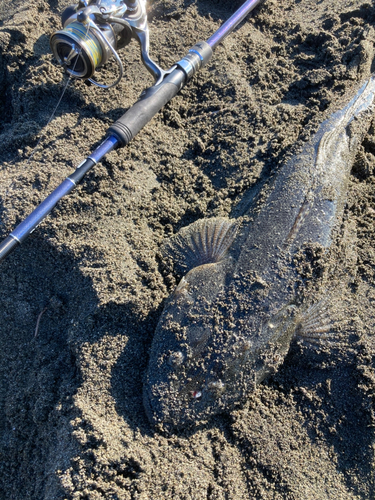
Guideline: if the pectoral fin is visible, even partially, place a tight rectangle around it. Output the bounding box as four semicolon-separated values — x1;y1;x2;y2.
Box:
294;291;346;348
162;217;239;276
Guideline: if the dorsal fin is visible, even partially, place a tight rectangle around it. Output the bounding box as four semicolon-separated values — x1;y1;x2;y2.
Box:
162;217;238;276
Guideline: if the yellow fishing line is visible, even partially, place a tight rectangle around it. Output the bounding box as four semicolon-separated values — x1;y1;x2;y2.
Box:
65;21;103;68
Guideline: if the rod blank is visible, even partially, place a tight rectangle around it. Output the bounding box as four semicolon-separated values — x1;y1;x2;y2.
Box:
0;137;117;262
206;0;263;49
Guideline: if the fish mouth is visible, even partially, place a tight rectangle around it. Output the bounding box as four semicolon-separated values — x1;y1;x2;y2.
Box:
142;381;203;432
142;382;185;430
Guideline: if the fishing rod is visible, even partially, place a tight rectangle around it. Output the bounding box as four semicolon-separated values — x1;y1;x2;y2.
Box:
0;0;263;262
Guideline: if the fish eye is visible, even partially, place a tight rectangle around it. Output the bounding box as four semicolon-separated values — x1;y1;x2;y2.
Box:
207;380;225;398
167;351;184;368
239;340;252;351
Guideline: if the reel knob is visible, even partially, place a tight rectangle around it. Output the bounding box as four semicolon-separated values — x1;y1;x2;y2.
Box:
76;10;90;24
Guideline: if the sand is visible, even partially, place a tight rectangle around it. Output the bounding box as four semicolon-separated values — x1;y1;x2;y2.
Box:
0;0;374;498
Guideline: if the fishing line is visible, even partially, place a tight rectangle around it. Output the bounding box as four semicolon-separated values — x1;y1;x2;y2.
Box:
24;23;90;167
1;25;89;207
24;74;74;166
0;24;90;222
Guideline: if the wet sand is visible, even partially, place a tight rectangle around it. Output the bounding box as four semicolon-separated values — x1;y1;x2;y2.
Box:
0;0;374;498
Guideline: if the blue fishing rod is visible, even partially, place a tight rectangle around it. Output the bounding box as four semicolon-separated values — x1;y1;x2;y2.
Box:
0;0;263;262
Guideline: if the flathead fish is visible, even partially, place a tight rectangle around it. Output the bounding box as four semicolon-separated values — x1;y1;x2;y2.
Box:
143;75;375;430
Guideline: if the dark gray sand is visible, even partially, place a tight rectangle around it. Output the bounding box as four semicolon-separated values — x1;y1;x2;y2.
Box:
0;0;375;498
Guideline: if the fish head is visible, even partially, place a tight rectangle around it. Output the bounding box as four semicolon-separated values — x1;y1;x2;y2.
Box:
144;272;298;431
143;262;230;431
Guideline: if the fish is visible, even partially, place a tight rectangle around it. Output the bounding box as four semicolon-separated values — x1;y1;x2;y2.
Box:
143;74;375;430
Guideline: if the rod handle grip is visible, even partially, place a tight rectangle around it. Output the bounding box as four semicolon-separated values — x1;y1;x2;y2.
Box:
108;68;186;146
108;42;213;147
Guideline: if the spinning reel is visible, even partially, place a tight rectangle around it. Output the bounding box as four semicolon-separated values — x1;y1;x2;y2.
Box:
50;0;166;88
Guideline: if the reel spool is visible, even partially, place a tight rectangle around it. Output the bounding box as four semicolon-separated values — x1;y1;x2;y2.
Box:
50;0;165;89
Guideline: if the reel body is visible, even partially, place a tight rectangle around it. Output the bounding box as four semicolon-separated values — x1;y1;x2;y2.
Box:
50;0;164;88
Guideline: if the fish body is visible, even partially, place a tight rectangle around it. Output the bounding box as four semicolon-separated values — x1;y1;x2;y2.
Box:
144;76;375;430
